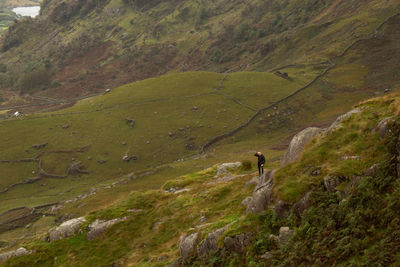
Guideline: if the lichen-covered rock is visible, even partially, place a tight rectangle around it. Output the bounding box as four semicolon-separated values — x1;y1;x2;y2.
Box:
179;233;198;260
48;217;86;242
364;164;379;177
327;108;361;133
293;192;311;217
246;171;275;214
324;175;343;193
372;117;394;139
279;227;294;246
86;217;128;241
197;225;229;257
281;127;324;166
223;233;253;254
0;247;30;262
215;162;242;176
240;196;252;207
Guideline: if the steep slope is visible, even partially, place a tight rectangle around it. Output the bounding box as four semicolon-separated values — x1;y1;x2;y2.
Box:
2;91;400;266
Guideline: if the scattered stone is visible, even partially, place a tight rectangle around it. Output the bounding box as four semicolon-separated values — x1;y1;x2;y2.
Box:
67;162;88;175
261;251;272;260
87;156;92;160
310;167;321;176
327;108;361;132
191;106;198;112
146;141;150;144
32;143;48;149
125;118;136;128
198;216;207;223
364;164;379;177
173;188;191;194
340;156;361;161
62;125;69;129
179;233;198;260
168;132;174;137
97;160;107;164
127;209;143;213
281;127;324;166
86;217;129;241
123;155;138;162
48;217;86;242
179;128;185;131
121;142;127;146
0;248;30;263
240;196;253;207
215;162;242;176
279;227;294;246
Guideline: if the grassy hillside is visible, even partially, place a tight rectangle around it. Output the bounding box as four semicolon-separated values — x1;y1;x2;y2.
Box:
2;92;400;266
0;0;398;104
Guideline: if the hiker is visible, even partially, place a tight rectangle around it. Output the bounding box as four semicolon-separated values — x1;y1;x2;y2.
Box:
254;152;266;176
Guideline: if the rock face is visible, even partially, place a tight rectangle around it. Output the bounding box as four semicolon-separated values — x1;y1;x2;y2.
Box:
215;162;242;176
281;127;323;166
0;247;30;262
48;217;86;242
223;233;253;254
86;217;128;241
278;227;294;246
327;108;361;133
246;170;275;214
197;225;229;257
324;175;343;193
179;233;198;261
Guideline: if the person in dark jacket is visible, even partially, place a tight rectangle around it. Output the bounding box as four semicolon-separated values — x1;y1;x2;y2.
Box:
254;152;266;176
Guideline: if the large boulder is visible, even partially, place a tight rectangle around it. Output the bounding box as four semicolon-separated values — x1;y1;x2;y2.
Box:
223;233;253;254
86;217;128;241
281;127;324;166
327;108;361;133
0;247;30;263
179;233;198;261
197;225;229;257
215;162;242;176
246;170;275;214
48;217;86;242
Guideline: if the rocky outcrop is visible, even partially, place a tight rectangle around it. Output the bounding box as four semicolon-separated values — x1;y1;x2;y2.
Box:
86;217;128;241
0;247;30;263
373;117;394;139
281;127;324;166
197;225;229;257
67;162;89;175
179;233;198;261
215;162;242;176
324;175;343;193
273;200;291;218
48;217;86;242
327;108;361;133
246;170;275;214
223;233;253;254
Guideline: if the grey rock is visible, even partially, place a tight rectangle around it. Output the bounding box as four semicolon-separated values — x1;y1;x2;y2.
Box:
32;143;48;149
261;251;272;260
246;170;275;214
281;127;324;166
240;196;253;207
125;118;136;128
223;233;253;254
0;247;30;263
372;117;394;139
179;233;198;260
87;217;128;241
48;217;86;242
364;164;379;177
324;175;342;193
245;176;260;187
67;162;88;175
279;227;294;246
327;108;361;133
340;156;361;161
97;160;107;164
293;192;311;217
197;225;229;257
123;155;138;162
273;200;291;218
